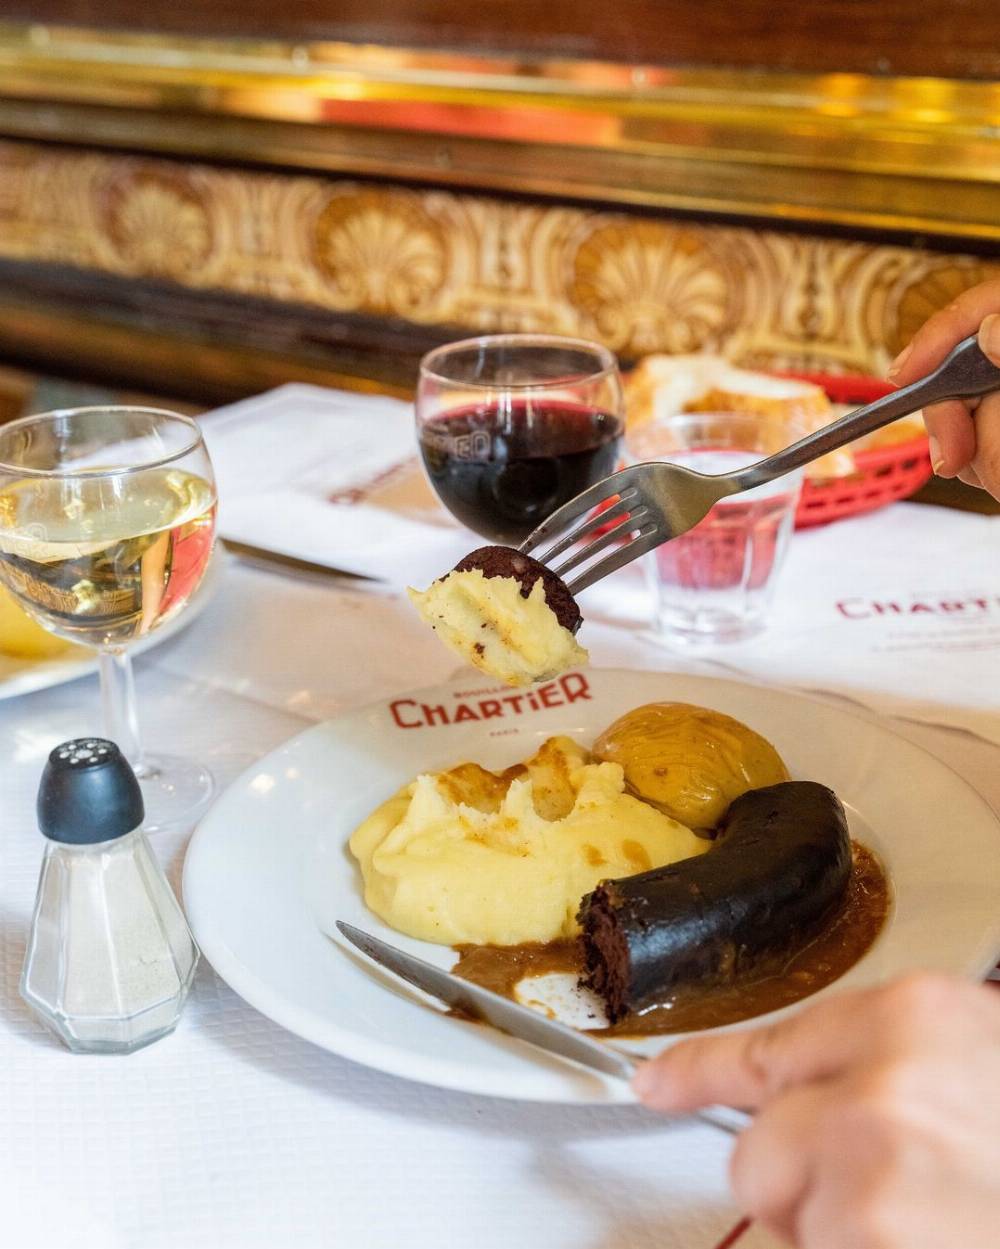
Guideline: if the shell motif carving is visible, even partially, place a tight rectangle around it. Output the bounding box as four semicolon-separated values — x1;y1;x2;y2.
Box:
568;221;731;355
103;169;213;281
888;260;999;356
313;190;447;318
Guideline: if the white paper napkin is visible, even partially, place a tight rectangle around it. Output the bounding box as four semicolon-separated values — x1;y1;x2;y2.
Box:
200;383;414;500
201;383;473;584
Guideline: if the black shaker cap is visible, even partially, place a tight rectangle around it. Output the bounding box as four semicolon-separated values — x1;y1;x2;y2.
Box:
37;739;145;844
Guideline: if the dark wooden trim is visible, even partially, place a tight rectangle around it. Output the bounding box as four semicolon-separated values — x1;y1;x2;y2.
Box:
5;1;1000;78
0;259;460;401
912;476;1000;516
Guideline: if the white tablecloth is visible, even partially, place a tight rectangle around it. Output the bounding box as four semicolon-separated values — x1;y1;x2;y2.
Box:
3;560;1000;1249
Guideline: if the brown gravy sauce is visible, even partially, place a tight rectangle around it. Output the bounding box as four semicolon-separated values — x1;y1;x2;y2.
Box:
452;841;890;1037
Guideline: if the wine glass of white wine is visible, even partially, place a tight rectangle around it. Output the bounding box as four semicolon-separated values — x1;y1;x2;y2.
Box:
0;407;218;830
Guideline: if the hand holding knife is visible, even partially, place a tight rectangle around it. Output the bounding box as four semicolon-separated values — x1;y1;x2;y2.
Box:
336;921;751;1137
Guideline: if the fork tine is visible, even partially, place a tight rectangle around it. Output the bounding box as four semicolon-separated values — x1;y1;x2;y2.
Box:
518;467;641;556
535;490;641;566
551;507;650;578
566;523;661;595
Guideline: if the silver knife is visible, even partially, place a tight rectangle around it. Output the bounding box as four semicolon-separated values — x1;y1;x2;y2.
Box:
220;538;378;584
336;921;750;1136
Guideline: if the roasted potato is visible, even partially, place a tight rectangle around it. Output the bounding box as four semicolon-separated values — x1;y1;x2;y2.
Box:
593;702;789;829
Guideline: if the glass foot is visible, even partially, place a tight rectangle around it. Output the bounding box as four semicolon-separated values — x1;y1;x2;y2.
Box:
134;753;215;833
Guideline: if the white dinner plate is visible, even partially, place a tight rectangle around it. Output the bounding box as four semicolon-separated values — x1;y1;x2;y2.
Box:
0;555;222;701
183;668;1000;1104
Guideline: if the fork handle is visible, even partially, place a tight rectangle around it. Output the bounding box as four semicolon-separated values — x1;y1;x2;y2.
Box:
732;335;1000;492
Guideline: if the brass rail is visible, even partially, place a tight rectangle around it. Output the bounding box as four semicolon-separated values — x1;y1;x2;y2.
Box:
1;22;999;238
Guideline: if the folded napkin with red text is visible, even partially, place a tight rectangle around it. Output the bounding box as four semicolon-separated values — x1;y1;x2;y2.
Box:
200;383;472;585
630;503;1000;746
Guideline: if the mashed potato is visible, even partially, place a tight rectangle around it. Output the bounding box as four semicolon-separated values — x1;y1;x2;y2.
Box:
350;737;706;946
407;569;587;687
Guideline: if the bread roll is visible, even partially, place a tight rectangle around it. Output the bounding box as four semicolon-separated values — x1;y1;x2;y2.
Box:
624;355;853;478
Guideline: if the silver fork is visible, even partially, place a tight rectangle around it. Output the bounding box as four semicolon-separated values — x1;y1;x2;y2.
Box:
520;334;1000;596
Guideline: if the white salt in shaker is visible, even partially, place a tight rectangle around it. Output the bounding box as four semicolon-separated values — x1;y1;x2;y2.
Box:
20;738;199;1054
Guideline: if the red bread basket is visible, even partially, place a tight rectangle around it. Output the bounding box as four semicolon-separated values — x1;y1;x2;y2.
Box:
788;372;932;529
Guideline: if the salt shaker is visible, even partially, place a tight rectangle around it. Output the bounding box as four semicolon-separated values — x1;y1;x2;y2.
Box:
20;738;199;1054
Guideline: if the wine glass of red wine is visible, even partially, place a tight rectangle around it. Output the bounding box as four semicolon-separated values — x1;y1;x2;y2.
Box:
416;335;624;544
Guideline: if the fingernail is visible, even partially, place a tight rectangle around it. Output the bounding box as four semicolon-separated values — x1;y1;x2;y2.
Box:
887;342;913;382
979;314;1000;363
927;435;945;475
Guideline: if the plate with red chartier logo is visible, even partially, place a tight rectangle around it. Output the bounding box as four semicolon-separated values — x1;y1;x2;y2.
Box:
183;668;1000;1104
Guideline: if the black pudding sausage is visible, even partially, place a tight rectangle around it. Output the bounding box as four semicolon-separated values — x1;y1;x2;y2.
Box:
578;781;851;1022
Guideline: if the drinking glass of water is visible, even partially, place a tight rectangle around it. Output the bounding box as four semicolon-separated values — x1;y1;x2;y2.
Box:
626;411;805;645
416;335;624;545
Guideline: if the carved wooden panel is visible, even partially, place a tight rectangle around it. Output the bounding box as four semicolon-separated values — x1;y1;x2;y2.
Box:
2;140;997;373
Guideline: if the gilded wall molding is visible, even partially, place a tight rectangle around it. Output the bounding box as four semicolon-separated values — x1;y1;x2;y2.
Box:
2;141;997;374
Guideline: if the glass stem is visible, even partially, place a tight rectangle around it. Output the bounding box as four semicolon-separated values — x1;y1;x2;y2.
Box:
99;649;147;776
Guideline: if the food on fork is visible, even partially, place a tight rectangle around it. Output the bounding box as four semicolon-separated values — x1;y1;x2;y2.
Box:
408;546;587;687
578;781;852;1022
349;735;706;946
0;585;72;659
593;702;790;829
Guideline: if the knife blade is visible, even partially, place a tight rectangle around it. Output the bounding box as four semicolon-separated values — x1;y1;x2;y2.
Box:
336;921;750;1136
220;538;378;584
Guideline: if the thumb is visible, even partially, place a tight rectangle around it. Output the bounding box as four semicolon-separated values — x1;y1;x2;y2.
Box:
631;986;881;1114
979;313;1000;365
